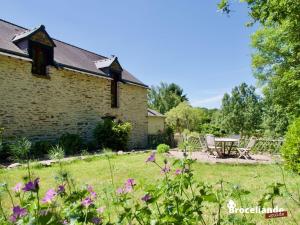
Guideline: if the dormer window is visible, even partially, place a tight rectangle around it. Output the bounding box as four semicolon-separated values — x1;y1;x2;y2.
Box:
29;40;53;75
12;25;55;76
95;56;123;108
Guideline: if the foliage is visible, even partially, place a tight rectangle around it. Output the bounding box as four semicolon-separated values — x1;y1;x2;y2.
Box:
148;82;188;114
30;141;52;159
9;138;31;163
156;144;170;154
0;153;259;225
166;102;206;132
218;0;300;134
48;145;65;161
220;83;262;136
281;117;300;174
58;133;83;156
148;127;174;149
93;119;132;150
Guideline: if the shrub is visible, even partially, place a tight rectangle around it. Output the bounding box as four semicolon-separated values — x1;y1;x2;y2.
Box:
93;119;132;150
9;138;31;162
156;143;170;153
58;133;83;155
30;141;52;159
281;117;300;174
148;126;174;149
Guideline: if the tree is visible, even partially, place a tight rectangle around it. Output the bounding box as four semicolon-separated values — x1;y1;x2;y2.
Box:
148;82;188;114
165;102;203;132
220;83;262;136
218;0;300;133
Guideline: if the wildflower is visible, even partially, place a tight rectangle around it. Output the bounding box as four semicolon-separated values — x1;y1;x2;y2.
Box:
141;194;151;202
82;197;93;207
97;206;105;214
12;183;23;193
161;164;171;174
22;178;39;192
116;187;124;195
10;206;27;222
62;220;68;225
125;178;136;187
57;185;65;194
91;217;102;224
175;169;182;175
146;153;155;163
87;185;94;193
42;189;57;204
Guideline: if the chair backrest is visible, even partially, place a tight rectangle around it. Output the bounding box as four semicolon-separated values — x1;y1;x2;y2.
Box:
246;137;256;149
206;134;216;147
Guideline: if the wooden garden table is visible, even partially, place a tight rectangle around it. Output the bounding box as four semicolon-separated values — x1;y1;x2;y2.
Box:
214;138;239;156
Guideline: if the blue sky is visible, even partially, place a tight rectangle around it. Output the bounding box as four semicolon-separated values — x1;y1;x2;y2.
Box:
1;0;257;108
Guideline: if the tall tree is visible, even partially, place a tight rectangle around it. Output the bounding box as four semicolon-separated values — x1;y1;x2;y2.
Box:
218;0;300;133
220;83;262;136
148;82;188;114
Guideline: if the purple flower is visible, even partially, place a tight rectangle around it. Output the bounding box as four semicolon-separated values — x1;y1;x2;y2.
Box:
10;206;27;222
57;185;65;194
62;220;68;225
82;197;93;208
141;194;151;202
116;187;124;195
125;178;136;187
161;164;171;174
12;183;23;193
175;169;182;175
91;217;102;224
22;178;39;192
42;189;57;204
97;207;105;214
146;153;156;163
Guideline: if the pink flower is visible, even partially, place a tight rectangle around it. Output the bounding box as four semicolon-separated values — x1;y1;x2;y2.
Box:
146;153;155;163
82;197;93;208
175;169;182;175
161;164;171;174
87;185;94;193
42;189;57;204
125;178;136;187
116;187;124;195
97;206;105;214
12;183;23;193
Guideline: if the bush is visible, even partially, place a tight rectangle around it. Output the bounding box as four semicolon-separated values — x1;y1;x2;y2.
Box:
30;141;52;159
58;133;83;155
281;117;300;174
9;138;31;162
93;119;132;150
156;143;170;153
148;127;174;149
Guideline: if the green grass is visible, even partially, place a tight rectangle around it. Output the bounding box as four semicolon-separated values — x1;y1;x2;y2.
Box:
1;153;300;224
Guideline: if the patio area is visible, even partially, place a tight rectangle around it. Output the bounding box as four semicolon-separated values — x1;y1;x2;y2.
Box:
168;150;281;164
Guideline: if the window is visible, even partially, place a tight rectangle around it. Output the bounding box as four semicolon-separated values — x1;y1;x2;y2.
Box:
29;41;53;76
111;72;120;108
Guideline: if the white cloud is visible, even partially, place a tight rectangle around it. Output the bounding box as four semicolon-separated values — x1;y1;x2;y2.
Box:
190;94;224;108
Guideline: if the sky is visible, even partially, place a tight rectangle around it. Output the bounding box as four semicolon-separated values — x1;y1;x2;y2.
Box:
1;0;258;109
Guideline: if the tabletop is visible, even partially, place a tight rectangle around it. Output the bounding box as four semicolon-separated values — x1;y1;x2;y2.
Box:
215;138;239;142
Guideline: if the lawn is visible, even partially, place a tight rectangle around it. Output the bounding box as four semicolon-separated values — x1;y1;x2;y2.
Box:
1;153;300;224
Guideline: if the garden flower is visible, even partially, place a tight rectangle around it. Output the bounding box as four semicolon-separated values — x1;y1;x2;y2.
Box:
146;153;155;163
175;169;181;175
22;178;39;192
97;206;105;214
10;206;27;222
57;185;65;194
91;217;102;224
42;189;57;204
141;194;151;202
12;182;23;193
125;178;136;187
82;197;93;207
161;164;171;174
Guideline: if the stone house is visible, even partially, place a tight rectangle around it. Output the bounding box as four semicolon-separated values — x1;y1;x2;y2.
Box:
147;109;165;135
0;19;148;148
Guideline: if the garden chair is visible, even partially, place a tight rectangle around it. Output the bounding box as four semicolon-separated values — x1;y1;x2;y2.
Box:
237;137;256;159
205;135;223;158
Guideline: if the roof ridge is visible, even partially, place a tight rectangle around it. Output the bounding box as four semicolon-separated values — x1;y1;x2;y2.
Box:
0;18;108;59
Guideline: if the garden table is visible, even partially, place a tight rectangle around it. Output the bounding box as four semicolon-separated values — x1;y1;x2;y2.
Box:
214;138;239;156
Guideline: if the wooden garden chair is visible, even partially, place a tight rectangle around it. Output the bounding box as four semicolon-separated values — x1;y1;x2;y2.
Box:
237;137;256;159
205;134;223;158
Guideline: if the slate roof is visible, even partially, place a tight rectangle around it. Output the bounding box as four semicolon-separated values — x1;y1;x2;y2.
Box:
147;109;165;117
0;19;147;87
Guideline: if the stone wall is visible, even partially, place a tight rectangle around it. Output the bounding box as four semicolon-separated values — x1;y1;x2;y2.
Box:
0;53;148;148
148;116;165;135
